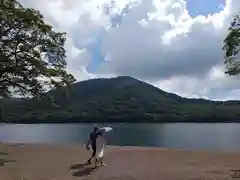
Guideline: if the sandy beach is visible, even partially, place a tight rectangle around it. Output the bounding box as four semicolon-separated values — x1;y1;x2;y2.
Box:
1;143;240;180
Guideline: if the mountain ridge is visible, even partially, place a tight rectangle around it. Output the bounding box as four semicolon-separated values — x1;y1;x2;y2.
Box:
1;76;240;123
73;76;239;103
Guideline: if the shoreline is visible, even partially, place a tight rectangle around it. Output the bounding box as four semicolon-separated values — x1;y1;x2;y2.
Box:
1;143;240;180
1;142;240;153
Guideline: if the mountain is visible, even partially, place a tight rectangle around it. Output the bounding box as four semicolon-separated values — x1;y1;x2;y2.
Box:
1;76;240;123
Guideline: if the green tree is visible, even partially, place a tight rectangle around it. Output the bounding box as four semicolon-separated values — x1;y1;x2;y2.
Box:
223;13;240;75
0;0;76;98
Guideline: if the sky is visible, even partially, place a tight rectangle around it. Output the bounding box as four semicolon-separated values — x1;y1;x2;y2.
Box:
18;0;240;100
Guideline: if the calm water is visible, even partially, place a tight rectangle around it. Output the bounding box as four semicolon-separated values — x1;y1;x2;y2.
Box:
1;123;240;152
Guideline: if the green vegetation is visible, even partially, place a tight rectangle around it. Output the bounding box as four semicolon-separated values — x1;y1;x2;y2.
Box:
0;0;75;98
0;1;239;123
223;12;240;75
1;76;240;123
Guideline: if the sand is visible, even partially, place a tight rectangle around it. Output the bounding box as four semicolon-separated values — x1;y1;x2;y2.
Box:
0;143;240;180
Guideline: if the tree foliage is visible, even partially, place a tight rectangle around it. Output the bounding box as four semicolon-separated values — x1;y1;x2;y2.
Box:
223;13;240;75
0;0;76;98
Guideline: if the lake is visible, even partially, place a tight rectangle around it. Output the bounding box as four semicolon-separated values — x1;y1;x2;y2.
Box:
0;123;240;152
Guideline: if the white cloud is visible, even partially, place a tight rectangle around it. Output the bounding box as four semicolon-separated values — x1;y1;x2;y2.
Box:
97;0;240;100
99;0;234;78
154;65;240;100
19;0;137;80
18;0;240;100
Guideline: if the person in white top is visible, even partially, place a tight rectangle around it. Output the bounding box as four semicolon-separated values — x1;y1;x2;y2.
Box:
95;130;107;167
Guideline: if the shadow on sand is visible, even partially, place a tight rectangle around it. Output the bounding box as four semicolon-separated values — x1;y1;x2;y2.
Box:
0;152;8;156
230;169;240;178
69;162;100;177
0;159;15;166
0;152;15;167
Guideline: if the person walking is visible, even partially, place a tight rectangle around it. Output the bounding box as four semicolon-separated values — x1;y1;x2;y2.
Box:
86;126;101;165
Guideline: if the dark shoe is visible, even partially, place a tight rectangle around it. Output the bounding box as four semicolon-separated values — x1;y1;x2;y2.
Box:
87;160;91;164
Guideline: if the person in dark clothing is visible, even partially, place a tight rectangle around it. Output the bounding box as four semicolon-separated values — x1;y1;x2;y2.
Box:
86;126;101;165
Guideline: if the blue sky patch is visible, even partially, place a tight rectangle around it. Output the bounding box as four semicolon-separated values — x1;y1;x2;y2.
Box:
186;0;225;17
85;37;104;72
